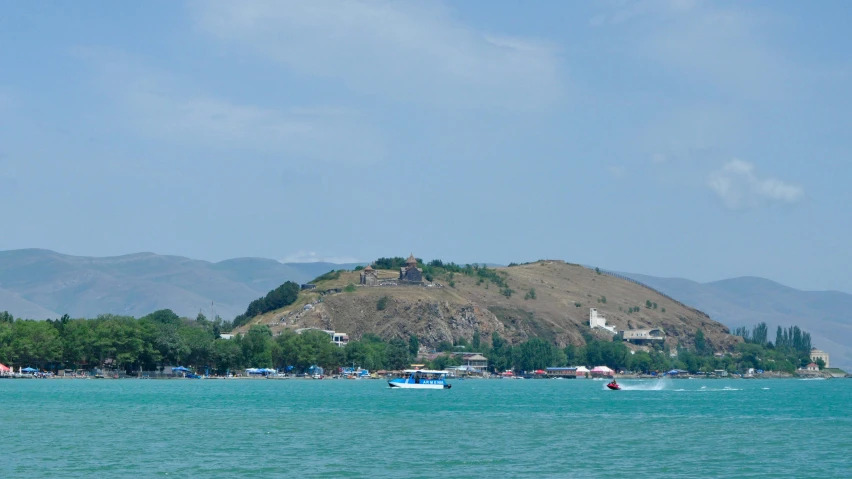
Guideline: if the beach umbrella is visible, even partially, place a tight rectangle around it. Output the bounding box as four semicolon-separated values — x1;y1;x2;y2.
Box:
22;367;38;373
172;366;190;372
0;363;10;372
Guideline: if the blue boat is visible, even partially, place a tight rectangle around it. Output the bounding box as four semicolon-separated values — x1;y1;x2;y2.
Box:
388;370;451;389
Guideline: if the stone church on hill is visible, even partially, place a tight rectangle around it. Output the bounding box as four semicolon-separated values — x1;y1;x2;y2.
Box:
359;265;379;285
399;254;423;283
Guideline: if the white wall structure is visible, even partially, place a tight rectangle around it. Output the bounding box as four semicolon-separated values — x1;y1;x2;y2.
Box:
589;308;616;334
810;348;830;368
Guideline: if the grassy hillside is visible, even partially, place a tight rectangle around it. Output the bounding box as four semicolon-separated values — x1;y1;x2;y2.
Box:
243;261;739;350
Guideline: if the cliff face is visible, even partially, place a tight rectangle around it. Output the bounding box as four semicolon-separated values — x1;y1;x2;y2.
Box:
246;261;740;351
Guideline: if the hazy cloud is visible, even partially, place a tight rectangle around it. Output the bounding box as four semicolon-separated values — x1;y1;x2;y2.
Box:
189;0;566;110
595;0;794;102
281;251;361;264
76;48;385;164
607;166;627;179
707;159;803;208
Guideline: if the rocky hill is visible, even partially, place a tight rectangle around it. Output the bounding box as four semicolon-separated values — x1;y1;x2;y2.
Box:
243;261;740;350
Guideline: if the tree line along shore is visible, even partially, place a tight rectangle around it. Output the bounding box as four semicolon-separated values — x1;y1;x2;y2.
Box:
0;308;824;377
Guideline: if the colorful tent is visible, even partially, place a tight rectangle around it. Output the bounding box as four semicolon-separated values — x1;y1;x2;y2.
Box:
0;363;10;372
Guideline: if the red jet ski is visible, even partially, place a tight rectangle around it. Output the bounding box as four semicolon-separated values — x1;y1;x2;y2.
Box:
607;381;621;390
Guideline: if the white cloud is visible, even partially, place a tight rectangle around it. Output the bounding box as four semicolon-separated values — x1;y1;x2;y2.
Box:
76;48;385;164
651;153;667;164
607;166;627;179
188;0;565;110
593;0;795;102
707;159;803;208
281;251;361;264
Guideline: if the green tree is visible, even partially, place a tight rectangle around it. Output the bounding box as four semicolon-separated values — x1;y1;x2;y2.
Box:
142;309;181;325
376;296;390;311
11;320;63;369
518;338;555;371
0;320;14;364
61;319;95;370
408;335;420;358
91;316;145;372
694;329;707;354
471;330;481;351
386;338;410;370
242;325;273;367
212;338;243;374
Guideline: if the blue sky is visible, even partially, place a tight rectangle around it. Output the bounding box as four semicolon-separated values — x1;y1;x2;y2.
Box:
1;1;851;292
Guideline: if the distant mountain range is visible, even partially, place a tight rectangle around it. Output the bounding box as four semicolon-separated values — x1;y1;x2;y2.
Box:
0;249;359;321
1;249;849;369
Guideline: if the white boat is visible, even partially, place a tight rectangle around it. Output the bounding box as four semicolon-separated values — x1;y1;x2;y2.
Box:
388;370;451;389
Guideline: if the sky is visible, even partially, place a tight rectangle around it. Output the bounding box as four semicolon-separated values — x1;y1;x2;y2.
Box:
1;0;851;293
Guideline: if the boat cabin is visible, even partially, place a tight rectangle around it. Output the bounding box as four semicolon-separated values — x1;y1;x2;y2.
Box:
403;369;446;384
388;369;451;389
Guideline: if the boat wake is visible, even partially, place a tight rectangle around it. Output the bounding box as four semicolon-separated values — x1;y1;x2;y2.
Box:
604;379;670;391
682;385;741;392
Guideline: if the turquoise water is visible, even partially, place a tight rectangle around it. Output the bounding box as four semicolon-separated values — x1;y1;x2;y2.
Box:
1;378;850;478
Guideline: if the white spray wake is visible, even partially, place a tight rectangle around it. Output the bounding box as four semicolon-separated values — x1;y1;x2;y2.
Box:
603;378;671;391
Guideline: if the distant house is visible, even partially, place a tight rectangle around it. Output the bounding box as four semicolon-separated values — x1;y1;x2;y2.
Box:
332;332;349;347
810;348;830;368
806;362;819;372
219;334;234;340
301;284;316;290
446;352;488;373
589;308;616;334
619;328;665;345
463;353;488;372
546;367;579;378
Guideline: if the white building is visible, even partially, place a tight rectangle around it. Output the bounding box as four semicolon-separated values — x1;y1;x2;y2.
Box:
810;348;830;368
589;308;616;334
294;328;349;347
620;328;665;345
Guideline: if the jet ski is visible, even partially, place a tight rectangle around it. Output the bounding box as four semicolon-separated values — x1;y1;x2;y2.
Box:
607;381;621;390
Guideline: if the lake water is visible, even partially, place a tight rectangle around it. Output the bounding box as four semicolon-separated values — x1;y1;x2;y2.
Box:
1;378;850;478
